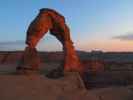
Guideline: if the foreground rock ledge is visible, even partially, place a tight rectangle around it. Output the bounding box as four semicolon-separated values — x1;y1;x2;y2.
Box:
0;72;98;100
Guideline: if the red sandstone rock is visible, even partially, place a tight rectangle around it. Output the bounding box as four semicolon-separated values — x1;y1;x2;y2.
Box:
16;47;40;73
17;8;83;73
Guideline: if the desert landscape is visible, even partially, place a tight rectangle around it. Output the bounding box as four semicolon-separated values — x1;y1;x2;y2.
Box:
0;51;133;100
0;0;133;100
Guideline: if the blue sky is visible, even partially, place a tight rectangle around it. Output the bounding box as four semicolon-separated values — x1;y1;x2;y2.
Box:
0;0;133;51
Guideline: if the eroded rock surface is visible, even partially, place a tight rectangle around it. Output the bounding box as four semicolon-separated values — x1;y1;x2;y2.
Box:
17;8;83;73
16;47;40;74
0;72;98;100
0;72;132;100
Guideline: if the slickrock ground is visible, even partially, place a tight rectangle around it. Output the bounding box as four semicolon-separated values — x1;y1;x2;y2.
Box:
0;52;133;100
0;72;98;100
0;71;133;100
91;86;133;100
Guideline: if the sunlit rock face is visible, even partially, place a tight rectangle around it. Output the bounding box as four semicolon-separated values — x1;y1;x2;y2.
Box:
17;8;83;73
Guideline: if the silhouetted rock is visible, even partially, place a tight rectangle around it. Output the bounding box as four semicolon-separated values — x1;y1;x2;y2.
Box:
46;67;64;79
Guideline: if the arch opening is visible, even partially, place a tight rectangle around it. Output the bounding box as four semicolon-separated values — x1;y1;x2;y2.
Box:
16;8;83;74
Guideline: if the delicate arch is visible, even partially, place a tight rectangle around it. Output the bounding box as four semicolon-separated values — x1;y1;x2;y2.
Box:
17;8;83;74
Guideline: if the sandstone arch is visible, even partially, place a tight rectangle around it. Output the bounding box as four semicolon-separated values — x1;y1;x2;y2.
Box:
17;8;83;74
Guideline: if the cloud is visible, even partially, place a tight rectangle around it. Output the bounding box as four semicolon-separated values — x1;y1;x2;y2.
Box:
0;40;25;45
113;32;133;41
0;40;25;51
0;39;62;51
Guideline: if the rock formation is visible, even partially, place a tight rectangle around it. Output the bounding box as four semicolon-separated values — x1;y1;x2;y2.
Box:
0;73;132;100
16;47;40;74
16;8;83;74
0;72;99;100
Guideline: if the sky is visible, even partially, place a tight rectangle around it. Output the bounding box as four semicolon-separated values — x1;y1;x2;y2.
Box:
0;0;133;52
